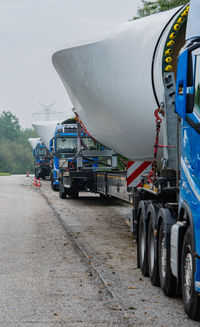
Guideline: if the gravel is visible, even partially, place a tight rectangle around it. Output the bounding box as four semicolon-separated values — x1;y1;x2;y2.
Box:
0;175;198;326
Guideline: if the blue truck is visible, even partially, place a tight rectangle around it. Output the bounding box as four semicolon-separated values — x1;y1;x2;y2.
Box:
127;2;200;321
33;139;51;179
51;1;200;320
50;117;117;197
49;118;78;191
94;2;200;320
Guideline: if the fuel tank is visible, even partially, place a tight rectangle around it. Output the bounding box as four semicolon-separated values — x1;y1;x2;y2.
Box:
52;5;189;160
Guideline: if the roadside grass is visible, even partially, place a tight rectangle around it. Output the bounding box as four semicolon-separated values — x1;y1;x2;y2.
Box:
0;173;11;176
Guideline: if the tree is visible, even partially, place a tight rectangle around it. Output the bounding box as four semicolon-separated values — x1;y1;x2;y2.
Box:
0;111;21;141
0;111;38;174
132;0;188;19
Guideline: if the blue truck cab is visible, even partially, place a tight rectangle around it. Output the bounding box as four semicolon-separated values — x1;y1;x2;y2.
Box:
49;114;117;198
50;118;78;191
173;37;200;318
50;117;100;193
33;139;51;179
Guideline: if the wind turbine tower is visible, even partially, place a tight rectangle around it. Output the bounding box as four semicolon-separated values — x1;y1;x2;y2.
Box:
32;101;64;121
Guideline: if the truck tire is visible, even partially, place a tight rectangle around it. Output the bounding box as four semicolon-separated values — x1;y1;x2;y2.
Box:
59;188;66;199
100;193;107;200
51;178;58;191
70;188;79;199
148;214;159;286
158;220;176;296
138;205;149;277
181;226;200;321
59;181;66;199
35;169;39;179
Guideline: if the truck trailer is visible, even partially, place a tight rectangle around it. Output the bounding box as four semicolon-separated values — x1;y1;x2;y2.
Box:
52;1;200;320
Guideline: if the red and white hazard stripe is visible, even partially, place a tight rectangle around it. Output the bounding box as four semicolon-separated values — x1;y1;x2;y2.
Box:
127;161;152;188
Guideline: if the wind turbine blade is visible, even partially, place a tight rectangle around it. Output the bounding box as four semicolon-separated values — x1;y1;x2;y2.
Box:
47;101;56;109
38;102;47;109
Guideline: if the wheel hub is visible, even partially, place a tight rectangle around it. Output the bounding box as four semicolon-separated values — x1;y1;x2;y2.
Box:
184;250;193;303
161;232;167;278
140;223;145;262
150;227;155;271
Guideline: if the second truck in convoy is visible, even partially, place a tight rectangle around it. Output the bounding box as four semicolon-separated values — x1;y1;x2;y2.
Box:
49;119;78;191
49;116;118;197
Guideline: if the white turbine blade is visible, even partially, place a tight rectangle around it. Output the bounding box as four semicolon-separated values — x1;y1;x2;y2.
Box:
52;6;182;160
32;120;60;148
28;138;42;149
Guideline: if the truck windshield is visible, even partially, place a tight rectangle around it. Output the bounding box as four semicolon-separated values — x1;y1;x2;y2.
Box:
194;55;200;115
36;147;46;156
81;137;97;150
56;137;77;152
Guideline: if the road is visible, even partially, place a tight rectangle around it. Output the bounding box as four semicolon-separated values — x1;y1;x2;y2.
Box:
0;175;198;326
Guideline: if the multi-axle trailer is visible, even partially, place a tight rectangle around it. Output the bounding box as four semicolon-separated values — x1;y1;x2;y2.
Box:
52;1;200;320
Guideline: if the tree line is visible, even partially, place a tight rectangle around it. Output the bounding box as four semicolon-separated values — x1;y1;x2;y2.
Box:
132;0;188;19
0;111;37;174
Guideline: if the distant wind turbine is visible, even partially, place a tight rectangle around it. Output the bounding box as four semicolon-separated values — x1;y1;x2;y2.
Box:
32;101;64;121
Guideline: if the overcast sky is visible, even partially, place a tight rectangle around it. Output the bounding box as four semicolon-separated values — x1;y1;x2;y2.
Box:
0;0;141;127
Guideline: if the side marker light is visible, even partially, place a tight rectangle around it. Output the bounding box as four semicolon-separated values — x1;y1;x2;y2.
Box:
165;65;172;72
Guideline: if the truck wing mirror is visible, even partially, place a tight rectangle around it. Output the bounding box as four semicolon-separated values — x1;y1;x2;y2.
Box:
176;49;194;119
187;52;193;87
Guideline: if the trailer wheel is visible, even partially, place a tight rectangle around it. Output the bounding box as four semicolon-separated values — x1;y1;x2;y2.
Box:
181;226;200;321
138;208;148;277
59;183;66;199
100;193;107;200
148;214;159;286
158;220;176;296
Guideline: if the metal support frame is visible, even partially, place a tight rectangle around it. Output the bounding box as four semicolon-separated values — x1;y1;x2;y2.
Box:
75;122;117;171
162;72;177;170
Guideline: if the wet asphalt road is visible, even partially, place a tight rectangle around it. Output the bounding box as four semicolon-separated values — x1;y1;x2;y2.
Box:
0;175;199;326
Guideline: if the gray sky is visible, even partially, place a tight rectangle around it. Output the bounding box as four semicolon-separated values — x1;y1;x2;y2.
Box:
0;0;141;127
